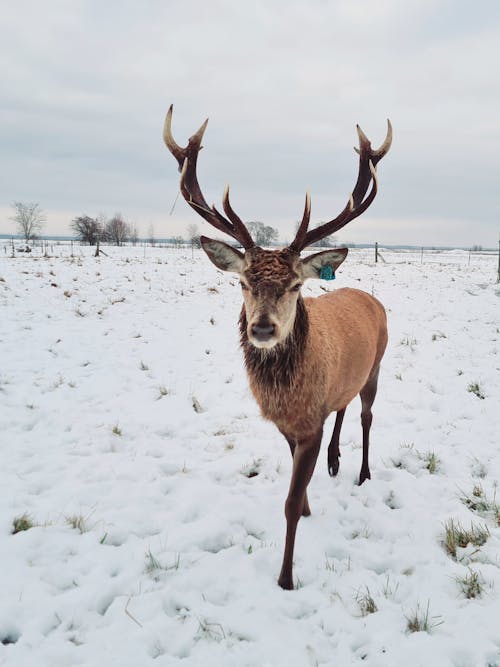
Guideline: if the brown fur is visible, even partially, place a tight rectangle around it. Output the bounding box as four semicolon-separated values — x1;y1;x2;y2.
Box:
241;288;387;439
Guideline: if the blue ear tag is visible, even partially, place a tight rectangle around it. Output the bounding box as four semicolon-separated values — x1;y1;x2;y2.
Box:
319;265;335;280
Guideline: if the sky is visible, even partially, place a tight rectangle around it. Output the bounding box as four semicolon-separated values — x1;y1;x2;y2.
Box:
1;0;499;247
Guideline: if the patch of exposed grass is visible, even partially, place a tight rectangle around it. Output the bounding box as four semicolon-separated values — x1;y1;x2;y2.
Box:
356;587;378;616
382;574;399;600
400;335;417;350
459;484;500;525
196;617;225;642
422;451;440;474
145;549;180;579
112;424;122;436
157;385;170;399
192;396;203;413
405;601;443;634
65;514;89;534
467;381;485;399
456;569;484;599
442;519;490;559
12;513;34;534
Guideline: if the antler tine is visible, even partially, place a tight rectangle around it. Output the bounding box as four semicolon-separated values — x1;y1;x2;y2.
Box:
373;119;393;159
290;121;391;252
222;184;254;249
163;105;254;248
354;119;392;161
289;191;311;253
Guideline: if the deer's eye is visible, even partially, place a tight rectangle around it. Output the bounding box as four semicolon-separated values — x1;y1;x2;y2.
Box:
290;283;302;292
240;281;249;291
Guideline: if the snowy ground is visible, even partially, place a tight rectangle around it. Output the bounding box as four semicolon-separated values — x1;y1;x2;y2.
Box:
1;244;499;667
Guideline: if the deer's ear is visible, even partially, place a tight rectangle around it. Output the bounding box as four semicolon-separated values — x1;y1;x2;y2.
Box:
200;236;245;273
299;248;348;280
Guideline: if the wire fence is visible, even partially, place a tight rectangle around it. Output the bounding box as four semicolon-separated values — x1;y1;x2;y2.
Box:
1;238;498;274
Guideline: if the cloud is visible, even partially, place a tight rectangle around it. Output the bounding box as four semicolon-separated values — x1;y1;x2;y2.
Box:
1;0;499;246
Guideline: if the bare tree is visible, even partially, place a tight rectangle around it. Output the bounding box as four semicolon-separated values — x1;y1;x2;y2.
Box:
187;223;200;248
246;221;278;247
71;215;101;245
10;202;46;241
130;224;139;246
148;223;155;246
105;213;130;246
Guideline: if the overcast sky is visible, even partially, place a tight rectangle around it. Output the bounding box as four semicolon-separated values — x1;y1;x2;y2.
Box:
1;0;499;247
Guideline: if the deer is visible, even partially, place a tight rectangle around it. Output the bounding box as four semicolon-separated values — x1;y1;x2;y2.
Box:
163;105;392;590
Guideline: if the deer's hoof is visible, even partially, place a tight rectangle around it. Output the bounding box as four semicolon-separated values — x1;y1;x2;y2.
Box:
328;460;340;477
358;469;371;485
278;574;294;590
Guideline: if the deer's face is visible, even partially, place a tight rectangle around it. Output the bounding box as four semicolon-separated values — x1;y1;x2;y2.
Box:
201;238;348;350
239;247;302;348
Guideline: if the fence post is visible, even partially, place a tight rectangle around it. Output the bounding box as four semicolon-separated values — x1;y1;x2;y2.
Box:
375;242;378;263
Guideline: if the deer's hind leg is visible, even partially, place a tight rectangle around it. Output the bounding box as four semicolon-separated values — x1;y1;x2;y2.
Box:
358;366;380;485
327;408;346;477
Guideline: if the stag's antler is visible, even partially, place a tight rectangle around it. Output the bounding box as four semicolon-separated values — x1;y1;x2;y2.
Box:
163;105;254;249
289;120;392;252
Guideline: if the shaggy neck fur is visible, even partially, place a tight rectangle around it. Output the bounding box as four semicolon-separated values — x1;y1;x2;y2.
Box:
239;296;309;390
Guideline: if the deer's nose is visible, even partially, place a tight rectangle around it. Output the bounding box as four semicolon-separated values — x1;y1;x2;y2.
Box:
251;321;276;341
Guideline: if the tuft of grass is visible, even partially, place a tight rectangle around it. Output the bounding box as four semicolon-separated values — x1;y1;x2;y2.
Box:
112;424;122;436
459;484;500;523
442;519;490;559
422;451;440;474
456;568;484;599
12;513;34;534
196;617;225;642
192;396;203;413
405;601;443;634
470;456;488;479
467;381;485;399
145;549;162;573
382;574;399;600
65;514;89;534
145;549;180;578
139;360;149;371
157;385;170;399
400;335;417;350
356;587;378;616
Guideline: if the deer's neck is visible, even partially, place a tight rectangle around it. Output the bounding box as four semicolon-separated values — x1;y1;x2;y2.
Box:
239;297;309;392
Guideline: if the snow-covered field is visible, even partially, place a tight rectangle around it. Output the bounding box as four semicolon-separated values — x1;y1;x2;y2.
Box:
1;244;499;667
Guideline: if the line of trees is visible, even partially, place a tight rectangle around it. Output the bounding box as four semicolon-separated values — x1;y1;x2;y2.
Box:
70;214;138;246
9;201;283;248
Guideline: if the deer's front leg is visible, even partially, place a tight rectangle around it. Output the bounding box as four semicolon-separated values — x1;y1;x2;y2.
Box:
278;430;322;590
280;431;311;516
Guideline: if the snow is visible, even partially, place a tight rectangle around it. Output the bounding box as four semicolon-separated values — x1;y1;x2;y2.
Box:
0;244;499;666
